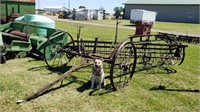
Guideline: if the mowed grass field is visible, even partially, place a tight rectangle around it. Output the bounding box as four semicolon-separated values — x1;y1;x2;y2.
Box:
0;20;200;111
88;19;200;35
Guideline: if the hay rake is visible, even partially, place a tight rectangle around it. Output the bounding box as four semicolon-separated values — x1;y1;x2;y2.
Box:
16;20;187;104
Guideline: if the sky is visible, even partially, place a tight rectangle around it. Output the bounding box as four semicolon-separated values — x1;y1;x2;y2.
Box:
36;0;126;13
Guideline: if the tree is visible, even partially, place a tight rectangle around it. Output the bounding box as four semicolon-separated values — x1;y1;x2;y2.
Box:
79;6;86;9
113;6;124;19
99;6;105;11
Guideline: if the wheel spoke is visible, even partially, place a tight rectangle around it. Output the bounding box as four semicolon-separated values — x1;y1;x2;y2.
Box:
44;32;74;68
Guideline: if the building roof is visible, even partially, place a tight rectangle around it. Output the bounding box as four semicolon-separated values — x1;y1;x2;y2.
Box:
124;0;200;5
44;6;62;9
1;0;35;3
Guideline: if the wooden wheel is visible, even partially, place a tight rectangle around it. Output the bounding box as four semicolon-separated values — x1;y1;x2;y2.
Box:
110;41;137;91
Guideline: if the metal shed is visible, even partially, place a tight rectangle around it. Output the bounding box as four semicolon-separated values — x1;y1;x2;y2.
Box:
124;0;200;23
1;0;35;24
87;9;104;20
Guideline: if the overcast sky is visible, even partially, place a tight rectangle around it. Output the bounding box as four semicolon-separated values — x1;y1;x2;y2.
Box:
36;0;126;13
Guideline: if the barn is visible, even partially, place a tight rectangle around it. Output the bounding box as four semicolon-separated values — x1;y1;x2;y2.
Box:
124;0;200;23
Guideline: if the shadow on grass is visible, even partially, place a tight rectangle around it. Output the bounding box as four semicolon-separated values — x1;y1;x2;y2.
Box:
76;80;114;96
150;85;200;93
25;60;179;102
135;63;177;75
24;76;85;102
123;24;135;27
36;80;76;98
23;75;113;103
76;81;91;92
88;84;114;96
38;76;84;94
24;63;115;103
28;65;72;75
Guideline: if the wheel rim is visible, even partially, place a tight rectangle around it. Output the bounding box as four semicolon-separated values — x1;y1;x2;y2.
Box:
170;47;185;66
110;42;137;91
44;31;73;68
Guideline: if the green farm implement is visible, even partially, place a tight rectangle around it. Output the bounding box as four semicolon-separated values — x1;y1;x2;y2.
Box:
0;20;73;63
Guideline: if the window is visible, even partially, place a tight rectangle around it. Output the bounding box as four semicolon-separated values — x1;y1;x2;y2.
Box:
187;13;195;18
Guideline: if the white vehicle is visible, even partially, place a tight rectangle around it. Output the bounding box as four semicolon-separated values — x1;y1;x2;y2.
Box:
130;9;157;23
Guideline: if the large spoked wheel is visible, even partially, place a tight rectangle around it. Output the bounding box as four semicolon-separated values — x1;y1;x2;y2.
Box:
44;31;74;69
169;46;185;66
110;42;137;91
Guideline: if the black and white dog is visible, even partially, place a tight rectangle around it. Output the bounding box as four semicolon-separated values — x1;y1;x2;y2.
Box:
91;59;105;90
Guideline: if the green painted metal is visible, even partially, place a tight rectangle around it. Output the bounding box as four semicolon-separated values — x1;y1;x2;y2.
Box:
0;32;3;47
6;40;32;52
15;14;55;36
1;1;35;23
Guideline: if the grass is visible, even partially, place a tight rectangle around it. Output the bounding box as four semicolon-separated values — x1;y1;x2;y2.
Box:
0;21;200;111
88;19;200;35
153;21;200;35
55;20;135;42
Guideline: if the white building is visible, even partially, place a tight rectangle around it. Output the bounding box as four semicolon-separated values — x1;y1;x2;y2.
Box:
44;6;62;13
74;9;104;20
87;9;104;20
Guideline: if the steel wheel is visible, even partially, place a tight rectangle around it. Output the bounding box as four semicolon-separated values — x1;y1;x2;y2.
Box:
110;41;137;91
44;31;74;69
170;46;185;66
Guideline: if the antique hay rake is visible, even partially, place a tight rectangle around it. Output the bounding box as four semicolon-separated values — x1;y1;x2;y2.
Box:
16;20;187;104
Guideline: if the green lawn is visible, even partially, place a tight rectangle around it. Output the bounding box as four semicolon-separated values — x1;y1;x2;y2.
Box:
88;19;200;35
0;21;199;111
55;20;134;41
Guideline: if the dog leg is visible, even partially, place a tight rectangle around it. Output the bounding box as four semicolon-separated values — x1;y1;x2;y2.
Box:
103;78;106;87
91;76;94;89
99;77;104;90
98;83;102;90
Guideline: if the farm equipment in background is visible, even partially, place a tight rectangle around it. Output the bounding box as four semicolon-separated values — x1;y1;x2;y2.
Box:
0;14;73;64
58;8;72;19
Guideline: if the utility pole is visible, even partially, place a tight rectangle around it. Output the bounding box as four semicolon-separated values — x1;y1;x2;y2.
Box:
38;0;40;9
68;0;70;9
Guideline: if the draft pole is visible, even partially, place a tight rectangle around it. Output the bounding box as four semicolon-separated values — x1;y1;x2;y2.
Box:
114;18;121;44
